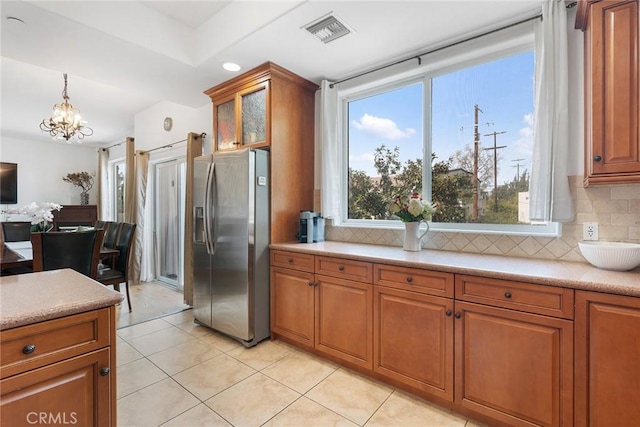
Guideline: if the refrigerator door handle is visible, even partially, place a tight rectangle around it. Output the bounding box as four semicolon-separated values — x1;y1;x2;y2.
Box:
204;162;217;255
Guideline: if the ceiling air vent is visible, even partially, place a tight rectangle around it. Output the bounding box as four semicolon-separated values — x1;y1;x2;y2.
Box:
304;13;352;44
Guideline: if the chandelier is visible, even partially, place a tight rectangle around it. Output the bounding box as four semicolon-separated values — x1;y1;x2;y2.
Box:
40;73;93;142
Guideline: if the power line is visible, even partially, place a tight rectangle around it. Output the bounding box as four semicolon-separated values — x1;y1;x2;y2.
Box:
511;158;526;179
483;131;507;212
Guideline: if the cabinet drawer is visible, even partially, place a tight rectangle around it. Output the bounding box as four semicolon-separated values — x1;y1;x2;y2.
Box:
0;308;111;379
374;264;454;297
455;275;574;319
271;250;314;272
315;256;373;283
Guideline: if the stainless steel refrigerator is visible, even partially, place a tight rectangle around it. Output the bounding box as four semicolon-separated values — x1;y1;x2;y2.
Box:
192;148;270;347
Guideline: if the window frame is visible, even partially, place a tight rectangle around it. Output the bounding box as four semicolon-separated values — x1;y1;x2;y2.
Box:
336;21;560;237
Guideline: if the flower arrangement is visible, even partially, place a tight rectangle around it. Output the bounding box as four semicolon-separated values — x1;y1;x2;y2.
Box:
1;202;62;232
389;193;438;222
63;171;94;204
62;172;94;193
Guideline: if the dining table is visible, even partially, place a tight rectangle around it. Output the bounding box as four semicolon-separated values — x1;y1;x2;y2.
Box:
0;241;119;273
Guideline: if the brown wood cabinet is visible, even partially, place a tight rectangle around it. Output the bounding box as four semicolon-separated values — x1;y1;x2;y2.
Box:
52;205;98;230
575;290;640;426
205;63;318;243
373;285;454;400
0;307;116;426
577;0;640;185
270;251;373;369
454;275;574;427
271;250;582;426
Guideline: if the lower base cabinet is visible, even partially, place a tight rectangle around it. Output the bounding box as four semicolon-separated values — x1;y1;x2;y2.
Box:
575;290;640;427
271;249;638;427
373;285;454;401
315;275;372;370
455;301;574;427
0;307;116;427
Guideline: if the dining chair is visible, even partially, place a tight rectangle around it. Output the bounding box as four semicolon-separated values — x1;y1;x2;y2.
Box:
95;220;106;230
31;229;104;279
103;221;120;249
2;221;32;242
98;222;136;311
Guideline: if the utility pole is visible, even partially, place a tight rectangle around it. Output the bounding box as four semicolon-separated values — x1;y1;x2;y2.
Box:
483;131;507;212
511;158;526;180
472;104;482;222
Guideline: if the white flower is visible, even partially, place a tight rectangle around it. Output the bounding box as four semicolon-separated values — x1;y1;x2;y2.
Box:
408;198;424;217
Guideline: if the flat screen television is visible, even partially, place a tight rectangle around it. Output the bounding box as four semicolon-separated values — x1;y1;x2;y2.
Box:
0;162;18;204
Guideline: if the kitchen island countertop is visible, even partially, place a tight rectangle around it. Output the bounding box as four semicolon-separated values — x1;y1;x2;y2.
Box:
0;269;124;330
270;241;640;297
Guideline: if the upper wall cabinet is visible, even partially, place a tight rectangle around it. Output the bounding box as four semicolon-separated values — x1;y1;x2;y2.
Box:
204;62;318;243
577;0;640;185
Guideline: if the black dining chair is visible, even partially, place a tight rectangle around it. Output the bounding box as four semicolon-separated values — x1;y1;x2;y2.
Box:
2;221;32;242
31;229;104;279
98;222;136;311
95;220;106;230
103;222;120;249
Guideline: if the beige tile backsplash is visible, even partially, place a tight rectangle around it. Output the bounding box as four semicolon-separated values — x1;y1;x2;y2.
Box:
325;176;640;263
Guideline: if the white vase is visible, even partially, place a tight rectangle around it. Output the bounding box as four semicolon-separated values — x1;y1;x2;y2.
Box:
403;221;429;251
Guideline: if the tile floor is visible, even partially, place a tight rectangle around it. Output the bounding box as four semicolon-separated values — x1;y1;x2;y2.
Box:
117;310;486;427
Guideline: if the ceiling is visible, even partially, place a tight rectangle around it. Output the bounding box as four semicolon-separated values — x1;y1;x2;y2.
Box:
0;0;546;147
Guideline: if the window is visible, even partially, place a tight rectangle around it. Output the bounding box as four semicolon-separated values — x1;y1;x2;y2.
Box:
342;26;557;235
112;160;126;222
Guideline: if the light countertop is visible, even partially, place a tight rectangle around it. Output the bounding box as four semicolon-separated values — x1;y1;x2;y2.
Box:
0;269;124;330
271;241;640;297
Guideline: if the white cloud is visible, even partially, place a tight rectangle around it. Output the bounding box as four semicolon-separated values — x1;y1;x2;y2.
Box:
352;113;415;141
513;112;534;158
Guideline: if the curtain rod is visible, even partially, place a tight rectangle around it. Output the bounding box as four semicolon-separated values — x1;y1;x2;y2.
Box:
141;132;207;154
329;2;577;89
104;140;126;150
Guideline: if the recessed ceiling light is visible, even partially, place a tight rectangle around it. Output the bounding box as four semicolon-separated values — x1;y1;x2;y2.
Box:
222;62;241;72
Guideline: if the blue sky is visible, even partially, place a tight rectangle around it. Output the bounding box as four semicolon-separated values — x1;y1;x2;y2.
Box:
348;51;534;187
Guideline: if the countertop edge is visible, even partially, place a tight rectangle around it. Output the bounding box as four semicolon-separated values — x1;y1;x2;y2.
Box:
270;242;640;298
0;269;126;331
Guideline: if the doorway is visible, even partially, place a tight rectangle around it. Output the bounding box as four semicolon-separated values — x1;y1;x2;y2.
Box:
154;159;186;291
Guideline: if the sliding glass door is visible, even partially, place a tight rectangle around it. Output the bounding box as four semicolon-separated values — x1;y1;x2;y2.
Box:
154;159;186;290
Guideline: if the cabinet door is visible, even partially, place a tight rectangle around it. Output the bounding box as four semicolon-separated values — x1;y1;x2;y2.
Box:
373;286;453;400
585;0;640;183
1;348;111;427
270;267;315;347
575;291;640;427
214;94;237;151
455;301;573;427
315;275;373;369
239;82;269;148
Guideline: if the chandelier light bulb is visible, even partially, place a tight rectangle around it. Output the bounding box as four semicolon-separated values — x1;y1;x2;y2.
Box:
40;73;93;142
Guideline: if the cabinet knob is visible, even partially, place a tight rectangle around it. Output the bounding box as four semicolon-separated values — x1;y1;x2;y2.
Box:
22;344;36;355
338;266;345;271
504;292;512;299
445;310;452;317
287;258;293;263
233;141;241;146
100;367;110;376
308;281;315;287
454;312;462;319
406;276;413;283
594;155;602;162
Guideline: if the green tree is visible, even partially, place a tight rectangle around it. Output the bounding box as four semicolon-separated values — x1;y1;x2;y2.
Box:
482;170;529;224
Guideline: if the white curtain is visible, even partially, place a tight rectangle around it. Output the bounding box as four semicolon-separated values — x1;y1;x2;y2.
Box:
319;80;341;219
96;148;111;220
529;0;573;222
131;150;149;284
140;163;155;283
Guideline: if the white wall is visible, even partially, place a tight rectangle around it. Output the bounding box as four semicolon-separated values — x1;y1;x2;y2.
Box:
0;136;98;209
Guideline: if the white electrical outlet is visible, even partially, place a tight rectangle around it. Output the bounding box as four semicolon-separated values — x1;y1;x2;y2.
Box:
583;222;599;241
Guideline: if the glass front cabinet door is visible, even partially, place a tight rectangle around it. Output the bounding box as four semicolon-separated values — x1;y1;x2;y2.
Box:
214;82;269;151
